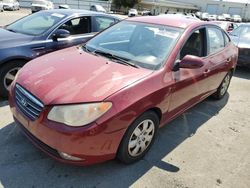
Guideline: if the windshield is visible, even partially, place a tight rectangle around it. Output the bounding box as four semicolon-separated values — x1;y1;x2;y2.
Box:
84;21;182;70
6;12;65;36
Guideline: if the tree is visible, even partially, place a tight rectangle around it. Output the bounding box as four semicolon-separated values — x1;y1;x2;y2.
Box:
113;0;141;8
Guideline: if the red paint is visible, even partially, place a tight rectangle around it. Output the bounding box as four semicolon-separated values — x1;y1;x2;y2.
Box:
9;17;238;166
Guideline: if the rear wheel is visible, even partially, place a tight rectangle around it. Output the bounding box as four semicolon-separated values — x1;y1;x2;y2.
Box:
212;71;232;100
117;111;159;164
0;61;25;98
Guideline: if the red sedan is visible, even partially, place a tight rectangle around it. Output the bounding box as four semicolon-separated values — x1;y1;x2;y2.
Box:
9;15;238;165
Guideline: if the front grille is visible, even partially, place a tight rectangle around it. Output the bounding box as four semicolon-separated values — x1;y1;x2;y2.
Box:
15;84;44;121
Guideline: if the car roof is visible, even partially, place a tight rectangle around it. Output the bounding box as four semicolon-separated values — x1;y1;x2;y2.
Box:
127;15;202;29
41;9;117;18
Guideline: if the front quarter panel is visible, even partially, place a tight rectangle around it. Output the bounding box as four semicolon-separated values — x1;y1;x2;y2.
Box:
0;46;31;65
99;69;175;133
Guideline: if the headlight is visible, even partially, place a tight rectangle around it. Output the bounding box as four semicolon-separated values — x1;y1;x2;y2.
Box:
47;102;112;127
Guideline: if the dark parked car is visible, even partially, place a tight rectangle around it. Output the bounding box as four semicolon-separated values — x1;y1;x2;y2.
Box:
229;24;250;68
0;9;119;97
9;15;238;166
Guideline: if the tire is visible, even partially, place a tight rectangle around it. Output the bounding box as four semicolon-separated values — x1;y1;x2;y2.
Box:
117;111;159;164
212;71;232;100
0;61;26;98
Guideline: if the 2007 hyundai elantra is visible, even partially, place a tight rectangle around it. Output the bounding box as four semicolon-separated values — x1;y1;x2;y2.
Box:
9;15;238;165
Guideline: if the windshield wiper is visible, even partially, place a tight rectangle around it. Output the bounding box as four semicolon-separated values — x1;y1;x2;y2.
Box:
93;49;139;68
82;45;91;52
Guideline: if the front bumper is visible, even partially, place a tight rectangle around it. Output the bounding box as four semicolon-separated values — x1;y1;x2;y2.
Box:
9;92;126;166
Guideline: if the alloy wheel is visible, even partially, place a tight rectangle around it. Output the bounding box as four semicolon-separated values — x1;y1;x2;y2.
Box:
4;67;21;91
220;74;231;96
128;119;155;157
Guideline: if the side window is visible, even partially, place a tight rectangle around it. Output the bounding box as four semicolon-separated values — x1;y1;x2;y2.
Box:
207;27;225;54
93;17;115;32
224;33;230;46
180;29;205;59
58;17;91;35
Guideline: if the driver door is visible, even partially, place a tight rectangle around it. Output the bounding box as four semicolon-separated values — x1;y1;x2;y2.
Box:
168;28;211;115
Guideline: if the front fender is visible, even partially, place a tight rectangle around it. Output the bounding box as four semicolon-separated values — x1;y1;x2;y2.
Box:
0;47;33;66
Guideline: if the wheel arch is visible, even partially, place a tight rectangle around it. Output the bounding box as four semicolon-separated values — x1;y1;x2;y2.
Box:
0;57;30;68
115;106;162;153
145;107;162;123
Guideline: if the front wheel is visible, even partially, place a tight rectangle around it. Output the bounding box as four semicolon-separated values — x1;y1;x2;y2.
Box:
212;71;232;100
0;61;25;98
117;111;159;164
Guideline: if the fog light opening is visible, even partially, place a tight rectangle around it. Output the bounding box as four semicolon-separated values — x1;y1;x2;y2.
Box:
58;151;84;161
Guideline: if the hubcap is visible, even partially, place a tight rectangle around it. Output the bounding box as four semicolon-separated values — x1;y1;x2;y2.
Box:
4;67;21;91
220;74;230;96
128;119;155;157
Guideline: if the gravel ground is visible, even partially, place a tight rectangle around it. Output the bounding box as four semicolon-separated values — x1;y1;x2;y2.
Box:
0;9;250;188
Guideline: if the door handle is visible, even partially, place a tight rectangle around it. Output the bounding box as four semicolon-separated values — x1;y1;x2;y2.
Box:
204;69;210;74
32;46;45;51
226;57;231;63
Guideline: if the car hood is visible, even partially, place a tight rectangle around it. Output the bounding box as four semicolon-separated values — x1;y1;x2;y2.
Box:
0;28;34;48
16;47;152;105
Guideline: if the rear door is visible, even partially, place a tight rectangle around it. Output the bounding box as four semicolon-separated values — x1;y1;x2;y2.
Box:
205;26;233;91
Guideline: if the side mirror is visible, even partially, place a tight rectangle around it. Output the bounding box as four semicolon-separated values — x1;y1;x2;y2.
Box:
175;55;204;70
227;27;233;32
52;29;70;41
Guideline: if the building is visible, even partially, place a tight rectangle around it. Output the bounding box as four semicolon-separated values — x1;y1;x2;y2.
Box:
175;0;250;20
135;0;199;15
135;0;250;20
18;0;250;20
